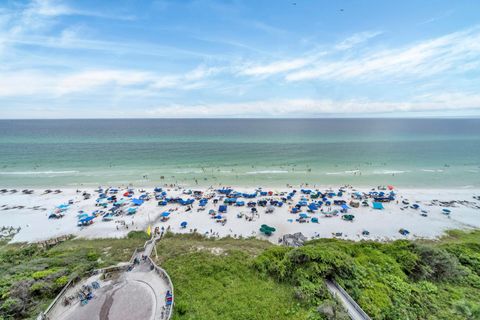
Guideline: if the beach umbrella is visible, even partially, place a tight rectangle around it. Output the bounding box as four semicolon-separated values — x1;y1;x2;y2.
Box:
161;211;170;217
299;213;309;219
180;221;188;228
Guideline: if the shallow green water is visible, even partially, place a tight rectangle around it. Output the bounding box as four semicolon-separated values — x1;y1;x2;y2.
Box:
0;119;479;188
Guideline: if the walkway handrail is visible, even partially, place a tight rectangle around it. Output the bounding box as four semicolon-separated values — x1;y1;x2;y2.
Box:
39;234;175;320
326;279;371;320
147;235;175;320
147;256;175;319
38;277;77;319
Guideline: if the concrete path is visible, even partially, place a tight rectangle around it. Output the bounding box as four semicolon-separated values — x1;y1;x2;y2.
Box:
325;279;371;320
44;235;172;320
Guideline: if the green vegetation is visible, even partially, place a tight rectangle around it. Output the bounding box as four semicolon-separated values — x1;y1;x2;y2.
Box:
0;233;146;320
156;233;310;320
255;230;480;319
1;230;480;320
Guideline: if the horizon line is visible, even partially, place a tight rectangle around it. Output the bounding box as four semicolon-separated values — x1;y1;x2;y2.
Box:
1;116;480;120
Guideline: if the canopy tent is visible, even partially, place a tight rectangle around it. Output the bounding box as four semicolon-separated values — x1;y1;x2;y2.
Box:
102;214;114;221
259;224;276;236
132;198;144;206
372;202;384;210
78;216;94;226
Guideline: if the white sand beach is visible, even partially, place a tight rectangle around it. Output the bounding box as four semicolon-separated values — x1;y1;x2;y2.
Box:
0;186;479;244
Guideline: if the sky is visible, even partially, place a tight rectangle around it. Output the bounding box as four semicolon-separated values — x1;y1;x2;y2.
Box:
0;0;480;118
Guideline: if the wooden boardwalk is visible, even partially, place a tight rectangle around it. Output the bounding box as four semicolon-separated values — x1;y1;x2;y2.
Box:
325;279;371;320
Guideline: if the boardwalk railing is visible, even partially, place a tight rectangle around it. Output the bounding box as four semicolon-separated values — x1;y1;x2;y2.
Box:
39;235;175;320
326;279;371;320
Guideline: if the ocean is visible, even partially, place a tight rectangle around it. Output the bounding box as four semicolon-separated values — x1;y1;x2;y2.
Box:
0;119;479;188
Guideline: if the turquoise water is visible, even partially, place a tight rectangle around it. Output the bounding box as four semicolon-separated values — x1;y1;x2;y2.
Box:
0;119;479;188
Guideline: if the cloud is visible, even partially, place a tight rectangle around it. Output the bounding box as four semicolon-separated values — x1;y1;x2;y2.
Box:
334;31;382;50
145;92;480;118
25;0;135;20
0;66;221;97
286;27;480;82
241;58;314;76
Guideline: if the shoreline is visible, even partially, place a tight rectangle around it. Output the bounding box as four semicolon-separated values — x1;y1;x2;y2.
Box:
1;185;479;244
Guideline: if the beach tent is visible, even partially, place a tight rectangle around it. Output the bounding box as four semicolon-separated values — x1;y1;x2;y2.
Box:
127;207;137;215
161;211;170;217
341;204;350;210
224;198;237;204
311;217;319;223
132;198;144;206
77;213;89;219
218;188;233;194
299;213;309;219
158;200;167;206
78;216;94;226
342;214;355;221
372;202;384;210
259;224;276;236
236;201;245;206
219;205;227;213
102;214;114;221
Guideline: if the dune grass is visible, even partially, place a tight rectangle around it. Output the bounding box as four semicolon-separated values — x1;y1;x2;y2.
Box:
155;233;310;320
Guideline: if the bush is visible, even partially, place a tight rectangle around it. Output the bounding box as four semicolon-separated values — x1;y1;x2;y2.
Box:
411;244;466;281
127;231;150;240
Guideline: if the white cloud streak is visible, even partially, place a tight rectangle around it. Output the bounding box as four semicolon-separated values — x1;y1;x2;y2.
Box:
0;66;221;97
334;31;382;50
145;93;480;118
286;27;480;82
